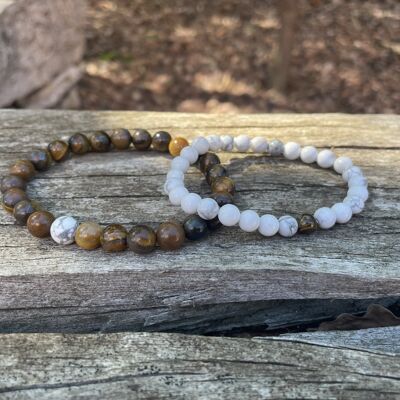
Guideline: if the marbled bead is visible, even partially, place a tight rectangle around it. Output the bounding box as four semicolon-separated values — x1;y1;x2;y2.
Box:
191;137;209;155
347;186;369;202
28;150;51;171
13;200;36;225
250;137;268;153
127;225;156;254
170;156;190;172
206;164;227;185
234;135;250;152
166;169;184;181
27;211;55;238
206;135;222;152
1;175;26;193
181;193;202;214
218;204;240;226
239;210;260;232
278;215;298;237
300;146;318;164
89;131;111;152
220;135;234;151
131;129;152;150
333;156;353;174
343;196;364;214
258;214;279;237
2;188;28;213
331;202;352;224
169;186;189;206
48;140;70;162
109;128;132;150
198;152;220;174
342;166;363;182
269;139;284;156
100;224;127;252
156;221;185;250
348;175;368;188
69;133;91;155
50;216;79;245
152;131;172;152
164;178;184;195
9;159;36;180
197;198;219;220
317;150;336;169
283;142;301;160
211;176;235;195
180;146;199;164
298;214;318;234
183;215;208;241
169;137;189;157
313;207;336;229
75;221;103;250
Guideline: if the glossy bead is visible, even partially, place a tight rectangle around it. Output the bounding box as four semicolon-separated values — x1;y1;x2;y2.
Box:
164;178;184;195
334;156;353;174
183;215;208;241
331;202;352;224
131;128;152;150
100;224;127;252
109;128;132;150
211;176;235;195
343;196;364;214
152;131;172;152
166;169;184;181
210;191;234;207
48;140;70;162
28;150;51;171
317;150;336;168
347;186;369;202
197;198;219;220
239;210;260;232
169;137;189;157
9;160;36;180
169;186;189;206
69;133;91;155
348;175;368;188
207;135;222;152
234;135;250;152
75;221;103;250
206;164;227;185
198;152;220;174
269;139;284;156
218;204;240;226
27;211;55;238
1;175;26;193
13;200;36;225
2;188;28;212
192;137;210;155
314;207;336;229
89;131;111;152
250;137;268;153
258;214;280;237
156;221;185;250
342;166;363;183
181;192;202;214
298;214;318;234
171;156;190;172
50;216;79;245
180;146;198;164
127;225;156;254
220;135;234;151
278;215;298;237
300;146;318;164
283;142;301;160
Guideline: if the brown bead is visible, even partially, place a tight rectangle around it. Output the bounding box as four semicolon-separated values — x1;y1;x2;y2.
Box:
27;210;55;238
206;164;227;185
127;225;156;254
152;131;171;152
13;200;36;225
1;175;27;193
169;137;189;157
75;221;103;250
109;129;132;150
298;214;318;234
48;140;70;162
28;150;51;171
2;188;28;213
156;221;185;251
199;152;220;173
69;133;91;155
211;176;235;195
9;160;36;181
89;131;111;152
131;129;152;150
100;224;127;252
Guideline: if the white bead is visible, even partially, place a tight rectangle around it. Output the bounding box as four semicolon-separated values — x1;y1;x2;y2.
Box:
250;137;268;153
258;214;279;237
218;204;240;226
169;186;189;206
278;215;298;237
269;139;284;156
170;156;190;172
180;146;198;164
197;198;219;220
234;135;250;152
207;135;222;151
283;142;301;160
191;137;209;155
300;146;318;164
314;207;336;229
342;166;363;182
220;135;234;151
166;169;184;181
317;150;336;168
334;156;353;174
343;196;364;214
331;202;352;224
163;178;184;194
239;210;260;232
347;186;369;202
50;216;78;245
181;193;202;214
348;175;368;188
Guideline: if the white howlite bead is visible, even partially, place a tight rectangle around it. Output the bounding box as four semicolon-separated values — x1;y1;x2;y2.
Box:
220;135;234;151
171;156;190;172
331;202;353;224
258;214;279;237
334;156;353;174
314;207;336;229
347;186;369;202
180;146;198;164
278;215;298;237
269;139;284;156
181;193;202;214
348;175;368;188
197;198;219;220
250;137;268;153
284;142;301;160
163;178;184;194
169;186;189;206
234;135;250;152
239;210;260;232
166;169;184;181
300;146;318;164
50;216;78;245
207;135;222;151
218;204;241;226
317;149;336;168
342;166;363;182
343;196;365;214
191;137;209;155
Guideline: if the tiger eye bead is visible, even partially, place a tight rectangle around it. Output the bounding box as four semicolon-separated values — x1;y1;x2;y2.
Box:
48;140;70;162
89;131;111;152
75;221;103;250
152;131;172;152
183;215;208;241
28;150;51;171
100;224;127;252
199;152;220;174
1;175;27;193
9;160;36;181
27;210;55;238
298;214;318;234
127;225;156;254
211;176;235;195
13;200;36;225
156;221;185;251
2;188;28;213
169;137;189;157
69;133;91;155
131;129;152;150
109;129;132;150
206;164;227;185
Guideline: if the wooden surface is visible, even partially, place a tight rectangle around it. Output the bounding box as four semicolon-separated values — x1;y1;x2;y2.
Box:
0;110;399;333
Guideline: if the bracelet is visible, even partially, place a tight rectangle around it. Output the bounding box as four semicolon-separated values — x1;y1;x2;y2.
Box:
164;135;369;237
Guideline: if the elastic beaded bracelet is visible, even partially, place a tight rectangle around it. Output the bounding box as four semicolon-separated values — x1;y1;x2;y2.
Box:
164;135;369;237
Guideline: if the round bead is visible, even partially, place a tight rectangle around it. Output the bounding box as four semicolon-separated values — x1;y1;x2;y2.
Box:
50;216;79;245
314;207;336;229
156;221;185;250
152;131;172;152
258;214;279;237
343;196;364;214
211;176;235;195
9;160;36;180
298;214;318;234
109;129;132;150
69;133;91;155
334;156;353;174
169;137;189;157
317;150;336;168
250;137;268;153
131;128;152;150
169;186;189;206
191;137;209;155
100;224;127;252
127;225;156;254
181;193;202;214
239;210;260;232
342;166;363;182
206;135;222;152
218;204;240;226
347;186;369;202
2;188;28;213
89;131;111;152
48;140;70;161
28;150;51;171
278;215;298;237
163;178;184;194
199;152;220;174
234;135;250;152
197;198;219;220
300;146;318;164
180;146;199;164
284;142;301;160
220;135;234;151
166;170;184;181
206;164;227;185
269;139;284;156
331;202;352;224
1;175;26;193
171;156;190;172
75;221;103;250
183;215;208;241
210;192;234;207
27;211;55;238
348;175;368;188
13;200;36;225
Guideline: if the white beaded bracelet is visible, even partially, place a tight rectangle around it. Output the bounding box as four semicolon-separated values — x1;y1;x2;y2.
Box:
164;136;368;237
